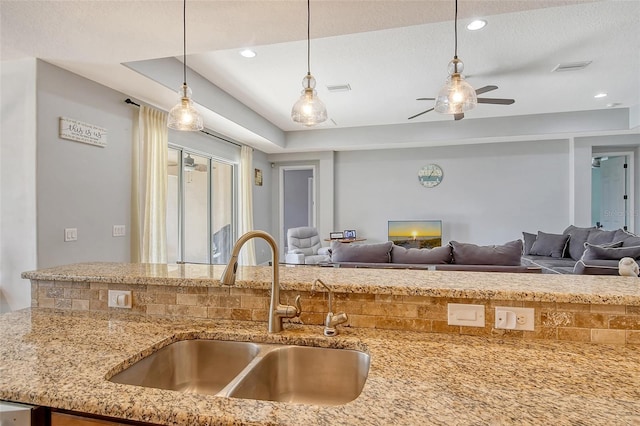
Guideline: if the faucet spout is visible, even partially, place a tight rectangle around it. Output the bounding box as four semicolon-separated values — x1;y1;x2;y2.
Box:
312;279;348;336
222;230;301;333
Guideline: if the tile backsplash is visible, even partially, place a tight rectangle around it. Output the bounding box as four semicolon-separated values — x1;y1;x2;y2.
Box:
31;280;640;345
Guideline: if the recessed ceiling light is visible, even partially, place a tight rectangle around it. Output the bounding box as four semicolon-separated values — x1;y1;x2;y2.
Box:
594;93;607;98
467;20;487;31
239;49;257;58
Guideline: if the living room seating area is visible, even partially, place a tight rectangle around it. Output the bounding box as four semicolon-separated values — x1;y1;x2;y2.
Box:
285;225;640;275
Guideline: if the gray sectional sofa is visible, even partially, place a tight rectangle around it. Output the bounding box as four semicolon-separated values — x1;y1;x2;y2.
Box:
326;239;541;273
322;226;640;275
521;225;640;275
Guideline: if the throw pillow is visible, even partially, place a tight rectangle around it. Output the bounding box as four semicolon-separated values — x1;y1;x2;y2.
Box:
330;241;393;263
586;229;618;246
562;225;596;260
391;245;452;264
529;231;569;258
449;240;523;266
522;232;537;255
582;242;640;261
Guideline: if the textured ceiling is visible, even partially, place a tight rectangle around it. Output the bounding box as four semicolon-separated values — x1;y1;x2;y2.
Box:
1;0;638;145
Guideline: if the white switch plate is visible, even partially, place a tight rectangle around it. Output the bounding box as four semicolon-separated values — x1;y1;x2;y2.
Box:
113;225;126;237
494;306;535;331
64;228;77;242
108;290;132;308
447;303;485;327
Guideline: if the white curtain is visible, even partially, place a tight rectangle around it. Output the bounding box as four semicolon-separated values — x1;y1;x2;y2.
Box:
238;145;256;265
131;105;168;263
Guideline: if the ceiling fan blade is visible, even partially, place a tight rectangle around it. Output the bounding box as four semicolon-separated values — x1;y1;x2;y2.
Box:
416;98;436;101
454;113;464;120
408;108;434;120
475;85;498;95
477;98;515;105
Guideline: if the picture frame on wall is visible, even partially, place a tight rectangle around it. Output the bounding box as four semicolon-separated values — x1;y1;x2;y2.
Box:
254;168;263;186
329;231;344;240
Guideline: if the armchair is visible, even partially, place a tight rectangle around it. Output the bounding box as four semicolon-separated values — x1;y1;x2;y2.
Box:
284;226;331;264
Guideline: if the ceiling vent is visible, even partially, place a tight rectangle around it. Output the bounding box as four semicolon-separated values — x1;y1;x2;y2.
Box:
551;61;592;72
327;84;351;93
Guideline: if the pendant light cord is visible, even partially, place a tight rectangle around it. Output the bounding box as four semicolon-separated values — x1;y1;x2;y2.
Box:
306;0;311;75
454;0;458;59
182;0;187;85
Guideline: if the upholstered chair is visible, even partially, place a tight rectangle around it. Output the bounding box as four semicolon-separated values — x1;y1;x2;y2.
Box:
285;227;331;264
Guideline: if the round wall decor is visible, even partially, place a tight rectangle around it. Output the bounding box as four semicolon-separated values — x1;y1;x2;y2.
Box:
418;164;443;188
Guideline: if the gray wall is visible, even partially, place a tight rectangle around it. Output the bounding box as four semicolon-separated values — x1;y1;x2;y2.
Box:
335;140;570;245
252;149;274;265
36;61;133;268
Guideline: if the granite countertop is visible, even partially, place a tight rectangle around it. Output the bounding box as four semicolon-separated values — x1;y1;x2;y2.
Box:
1;308;638;425
22;262;640;305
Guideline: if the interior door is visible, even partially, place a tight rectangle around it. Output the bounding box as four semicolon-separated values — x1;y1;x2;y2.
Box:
281;167;315;254
597;155;627;230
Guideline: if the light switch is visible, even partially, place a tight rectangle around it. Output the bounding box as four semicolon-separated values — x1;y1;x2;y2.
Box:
447;303;485;327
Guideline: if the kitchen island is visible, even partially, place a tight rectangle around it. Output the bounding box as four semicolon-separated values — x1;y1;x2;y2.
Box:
0;307;638;425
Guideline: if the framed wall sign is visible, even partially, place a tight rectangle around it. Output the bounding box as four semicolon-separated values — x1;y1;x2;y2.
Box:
254;168;263;186
59;117;107;147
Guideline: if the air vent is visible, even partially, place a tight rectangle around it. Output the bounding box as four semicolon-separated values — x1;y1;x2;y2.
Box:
552;61;592;72
327;84;351;93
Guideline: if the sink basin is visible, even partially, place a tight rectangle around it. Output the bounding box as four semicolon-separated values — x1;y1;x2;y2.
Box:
109;340;261;395
227;345;370;405
109;339;370;405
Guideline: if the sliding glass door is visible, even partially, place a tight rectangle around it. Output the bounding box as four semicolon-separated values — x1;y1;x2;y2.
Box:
167;147;235;264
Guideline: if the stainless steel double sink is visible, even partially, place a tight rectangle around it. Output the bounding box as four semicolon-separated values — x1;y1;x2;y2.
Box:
109;339;370;406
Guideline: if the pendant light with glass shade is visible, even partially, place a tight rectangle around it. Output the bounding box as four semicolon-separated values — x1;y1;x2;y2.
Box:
167;0;204;131
291;0;327;127
434;0;477;116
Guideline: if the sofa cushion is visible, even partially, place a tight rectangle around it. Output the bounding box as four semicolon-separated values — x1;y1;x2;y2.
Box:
586;229;618;246
582;242;640;261
562;225;596;260
529;231;569;258
522;232;537;255
391;244;452;264
330;241;392;263
449;240;523;266
573;259;625;275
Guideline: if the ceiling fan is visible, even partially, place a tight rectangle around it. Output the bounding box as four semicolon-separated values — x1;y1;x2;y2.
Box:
408;85;515;121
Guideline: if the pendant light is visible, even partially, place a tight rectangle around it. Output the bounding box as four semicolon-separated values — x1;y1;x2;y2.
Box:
167;0;204;131
434;0;477;115
291;0;327;127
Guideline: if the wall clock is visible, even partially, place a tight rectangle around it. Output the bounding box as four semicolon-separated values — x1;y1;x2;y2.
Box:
418;164;443;188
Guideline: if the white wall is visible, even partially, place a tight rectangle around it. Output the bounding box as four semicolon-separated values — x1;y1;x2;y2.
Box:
334;140;570;245
0;58;37;312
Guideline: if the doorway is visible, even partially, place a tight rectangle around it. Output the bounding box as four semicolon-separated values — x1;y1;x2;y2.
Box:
591;152;634;232
279;165;316;255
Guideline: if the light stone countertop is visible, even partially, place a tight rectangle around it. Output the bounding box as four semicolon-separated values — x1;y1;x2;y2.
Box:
22;262;640;305
0;308;639;425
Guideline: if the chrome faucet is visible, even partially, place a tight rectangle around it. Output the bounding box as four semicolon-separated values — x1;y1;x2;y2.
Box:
311;278;348;336
221;230;301;333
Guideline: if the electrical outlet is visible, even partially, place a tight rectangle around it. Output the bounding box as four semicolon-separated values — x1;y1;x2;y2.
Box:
113;225;126;237
494;307;535;331
108;290;132;308
64;228;77;242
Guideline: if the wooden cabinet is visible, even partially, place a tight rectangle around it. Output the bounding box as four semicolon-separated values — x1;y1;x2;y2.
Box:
51;412;137;426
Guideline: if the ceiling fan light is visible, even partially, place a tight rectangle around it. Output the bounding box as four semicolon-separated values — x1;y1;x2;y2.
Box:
434;74;478;114
168;83;204;131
